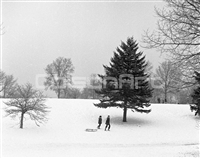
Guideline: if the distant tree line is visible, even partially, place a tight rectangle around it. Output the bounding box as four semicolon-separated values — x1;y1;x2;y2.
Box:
0;58;102;99
0;55;196;104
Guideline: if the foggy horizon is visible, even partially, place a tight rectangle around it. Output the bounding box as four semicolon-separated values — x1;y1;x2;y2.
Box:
1;0;165;97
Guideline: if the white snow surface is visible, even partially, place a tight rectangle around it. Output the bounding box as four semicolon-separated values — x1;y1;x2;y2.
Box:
1;99;199;157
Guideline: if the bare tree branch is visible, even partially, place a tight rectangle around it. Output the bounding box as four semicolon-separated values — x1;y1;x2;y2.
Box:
142;0;200;82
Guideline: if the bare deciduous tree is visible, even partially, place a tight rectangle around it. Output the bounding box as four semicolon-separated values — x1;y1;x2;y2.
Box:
2;75;18;98
4;83;50;129
0;70;6;93
155;61;182;102
44;57;74;98
0;70;18;98
143;0;200;82
145;61;153;77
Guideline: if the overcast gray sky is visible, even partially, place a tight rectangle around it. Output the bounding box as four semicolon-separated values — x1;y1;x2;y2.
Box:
1;0;165;95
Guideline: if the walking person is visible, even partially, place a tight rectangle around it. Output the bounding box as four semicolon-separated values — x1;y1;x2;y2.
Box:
195;100;200;116
97;116;102;129
105;115;111;131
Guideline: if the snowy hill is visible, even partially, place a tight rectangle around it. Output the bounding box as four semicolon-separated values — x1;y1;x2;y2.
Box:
1;99;199;157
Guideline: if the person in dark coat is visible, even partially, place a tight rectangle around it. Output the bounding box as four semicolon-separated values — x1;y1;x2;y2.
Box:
97;116;102;129
105;115;111;131
195;99;200;116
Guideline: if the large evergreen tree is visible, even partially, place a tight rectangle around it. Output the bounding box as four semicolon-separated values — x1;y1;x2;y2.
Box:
94;37;153;122
191;71;200;116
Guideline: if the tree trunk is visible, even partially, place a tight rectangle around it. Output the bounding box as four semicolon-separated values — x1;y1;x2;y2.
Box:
20;112;24;129
3;89;6;98
164;91;167;103
123;106;127;122
57;89;61;98
164;86;167;103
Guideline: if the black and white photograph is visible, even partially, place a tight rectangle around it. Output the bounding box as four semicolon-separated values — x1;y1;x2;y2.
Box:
0;0;199;157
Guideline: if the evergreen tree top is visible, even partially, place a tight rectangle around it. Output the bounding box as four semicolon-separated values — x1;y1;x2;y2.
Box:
103;37;148;78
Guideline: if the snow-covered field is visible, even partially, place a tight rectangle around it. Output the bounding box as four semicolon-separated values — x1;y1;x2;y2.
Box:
1;99;199;157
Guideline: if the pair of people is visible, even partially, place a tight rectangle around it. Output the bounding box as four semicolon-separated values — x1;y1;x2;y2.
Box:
97;115;111;131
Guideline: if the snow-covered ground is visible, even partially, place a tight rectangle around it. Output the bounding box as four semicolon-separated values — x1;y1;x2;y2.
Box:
1;99;199;157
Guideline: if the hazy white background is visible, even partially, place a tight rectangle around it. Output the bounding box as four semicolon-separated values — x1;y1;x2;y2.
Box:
1;0;165;96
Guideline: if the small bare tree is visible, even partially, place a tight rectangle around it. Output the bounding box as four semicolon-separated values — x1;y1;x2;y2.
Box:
2;75;18;98
0;70;6;93
4;83;50;129
0;70;18;98
145;61;153;77
155;61;182;102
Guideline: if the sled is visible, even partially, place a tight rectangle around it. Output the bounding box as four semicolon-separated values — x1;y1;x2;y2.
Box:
85;128;97;132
